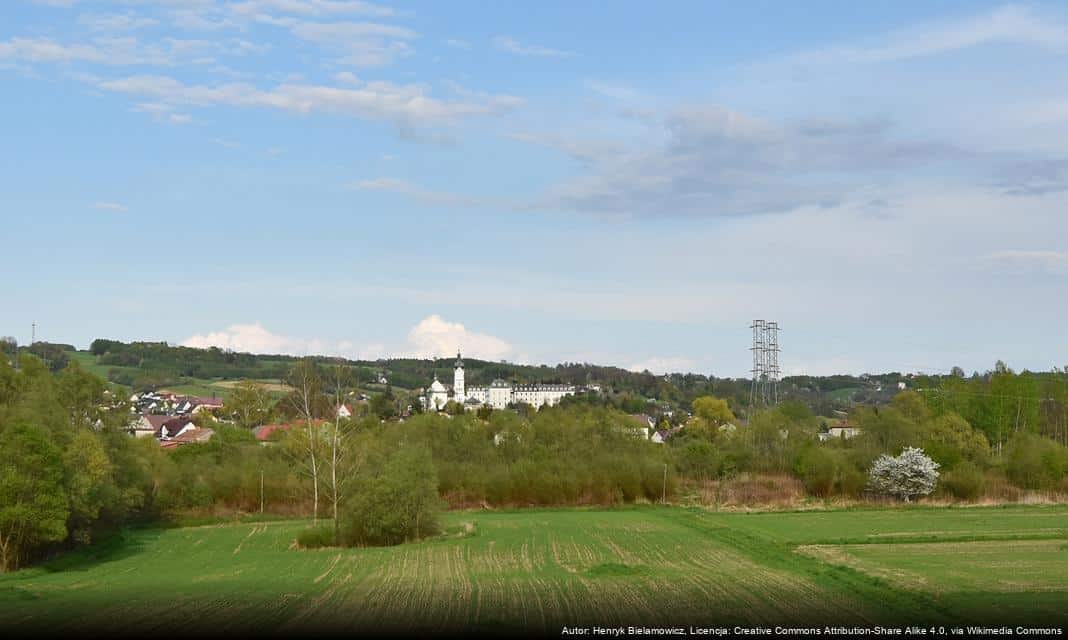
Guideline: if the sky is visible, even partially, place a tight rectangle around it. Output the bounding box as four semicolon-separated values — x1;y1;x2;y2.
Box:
1;0;1067;378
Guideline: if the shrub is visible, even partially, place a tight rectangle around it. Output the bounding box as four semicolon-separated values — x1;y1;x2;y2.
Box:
941;461;985;500
836;466;867;498
795;448;838;497
338;445;443;547
1005;434;1067;491
296;524;335;549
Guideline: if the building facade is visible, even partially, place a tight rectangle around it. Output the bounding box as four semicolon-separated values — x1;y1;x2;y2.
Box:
423;352;576;411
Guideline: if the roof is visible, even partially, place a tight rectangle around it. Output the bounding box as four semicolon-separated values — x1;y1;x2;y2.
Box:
429;378;447;392
171;427;214;444
191;396;224;407
455;350;464;368
490;379;510;388
157;417;194;438
139;414;172;430
253;419;328;441
629;414;656;427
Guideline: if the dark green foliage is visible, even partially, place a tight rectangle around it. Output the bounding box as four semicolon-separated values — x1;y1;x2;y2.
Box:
339;445;443;546
0;422;69;570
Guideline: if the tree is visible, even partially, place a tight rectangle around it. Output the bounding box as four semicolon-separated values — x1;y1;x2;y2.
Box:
691;395;735;427
324;365;364;541
228;380;274;429
338;445;443;546
0;423;70;571
286;359;324;523
867;447;940;502
63;430;114;544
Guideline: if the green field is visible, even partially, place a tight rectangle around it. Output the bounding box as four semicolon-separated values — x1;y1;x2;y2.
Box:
1;506;1066;634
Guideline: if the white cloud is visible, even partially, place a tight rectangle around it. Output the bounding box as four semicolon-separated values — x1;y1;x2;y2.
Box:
92;201;127;212
182;323;334;357
444;38;470;49
627;357;698;375
786;5;1068;66
333;70;359;85
79;13;160;32
93;74;523;134
180;315;512;362
0;35;216;66
492;36;573;58
403;315;512;360
228;0;397;18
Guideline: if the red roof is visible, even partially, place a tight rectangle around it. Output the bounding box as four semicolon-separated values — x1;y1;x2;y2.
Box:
252;420;328;441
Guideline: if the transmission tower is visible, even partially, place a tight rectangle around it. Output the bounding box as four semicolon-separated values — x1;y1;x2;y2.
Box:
749;320;781;408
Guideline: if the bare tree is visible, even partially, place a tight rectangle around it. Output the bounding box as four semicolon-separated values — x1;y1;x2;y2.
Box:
325;364;364;539
286;359;324;523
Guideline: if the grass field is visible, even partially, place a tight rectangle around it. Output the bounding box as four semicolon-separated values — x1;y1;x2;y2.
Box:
1;506;1066;634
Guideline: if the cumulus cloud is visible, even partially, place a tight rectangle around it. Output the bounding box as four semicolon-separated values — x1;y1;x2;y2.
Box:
181;323;331;356
402;315;512;360
627;357;698;375
492;36;573;58
180;315;513;362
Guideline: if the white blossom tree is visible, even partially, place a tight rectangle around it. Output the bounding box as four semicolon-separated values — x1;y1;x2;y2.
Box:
868;446;940;502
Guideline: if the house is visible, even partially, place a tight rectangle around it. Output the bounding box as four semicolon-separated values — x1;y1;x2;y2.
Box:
337;403;354;418
191;396;224;414
131;414;171;438
157;417;196;441
626;414;656;440
160;427;215;449
819;420;862;442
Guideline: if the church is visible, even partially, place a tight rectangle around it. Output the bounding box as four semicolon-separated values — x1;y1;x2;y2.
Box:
424;352;576;411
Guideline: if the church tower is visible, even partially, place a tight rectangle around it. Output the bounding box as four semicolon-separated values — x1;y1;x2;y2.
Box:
453;350;465;401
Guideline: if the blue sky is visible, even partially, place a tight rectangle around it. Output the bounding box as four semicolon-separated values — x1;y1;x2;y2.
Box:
2;1;1067;377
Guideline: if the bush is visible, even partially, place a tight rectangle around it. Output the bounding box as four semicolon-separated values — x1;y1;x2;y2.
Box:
794;448;838;497
941;461;986;500
1005;434;1067;491
296;525;335;549
338;445;443;547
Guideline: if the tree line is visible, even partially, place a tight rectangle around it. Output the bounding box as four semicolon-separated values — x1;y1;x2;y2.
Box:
2;352;1067;568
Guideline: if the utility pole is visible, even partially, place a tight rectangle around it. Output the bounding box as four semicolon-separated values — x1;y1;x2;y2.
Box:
260;469;265;514
662;464;667;504
31;322;36;346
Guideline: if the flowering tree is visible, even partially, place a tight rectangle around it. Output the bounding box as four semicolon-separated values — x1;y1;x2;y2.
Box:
868;447;940;502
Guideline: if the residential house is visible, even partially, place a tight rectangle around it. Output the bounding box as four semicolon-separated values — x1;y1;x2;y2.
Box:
131;414;171;438
157;417;196;441
159;427;215;449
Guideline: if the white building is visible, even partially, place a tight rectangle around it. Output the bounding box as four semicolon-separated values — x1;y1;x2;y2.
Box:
423;352;576;411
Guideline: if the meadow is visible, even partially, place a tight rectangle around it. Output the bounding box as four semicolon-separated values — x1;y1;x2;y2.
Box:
1;505;1065;634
